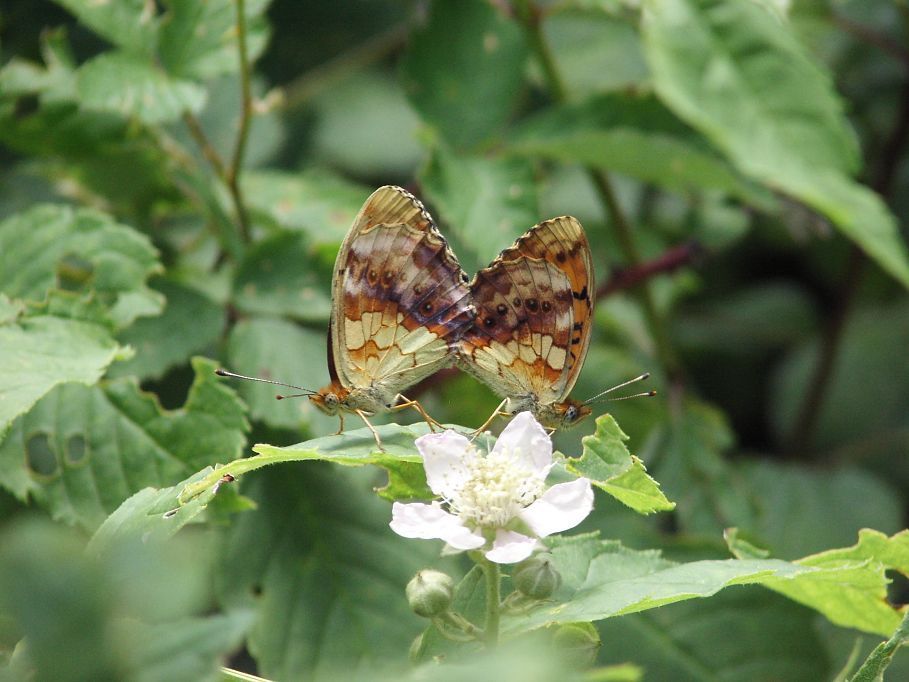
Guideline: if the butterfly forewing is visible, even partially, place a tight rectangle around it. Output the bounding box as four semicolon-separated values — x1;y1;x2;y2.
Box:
330;185;475;395
459;216;594;406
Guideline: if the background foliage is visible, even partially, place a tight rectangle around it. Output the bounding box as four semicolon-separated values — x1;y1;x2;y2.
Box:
0;0;908;680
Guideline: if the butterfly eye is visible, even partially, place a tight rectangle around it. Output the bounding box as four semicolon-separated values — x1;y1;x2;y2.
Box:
565;405;578;422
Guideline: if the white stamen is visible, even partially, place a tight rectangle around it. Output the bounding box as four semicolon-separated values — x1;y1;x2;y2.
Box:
445;445;546;528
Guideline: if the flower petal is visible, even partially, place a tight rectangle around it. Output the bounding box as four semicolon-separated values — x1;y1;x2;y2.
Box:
415;430;473;497
491;411;552;473
485;530;540;564
390;502;485;550
519;478;593;537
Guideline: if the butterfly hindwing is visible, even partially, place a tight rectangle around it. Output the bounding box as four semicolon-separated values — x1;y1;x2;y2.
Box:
459;216;594;406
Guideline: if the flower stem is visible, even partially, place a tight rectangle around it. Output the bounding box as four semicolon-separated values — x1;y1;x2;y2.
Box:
480;557;501;647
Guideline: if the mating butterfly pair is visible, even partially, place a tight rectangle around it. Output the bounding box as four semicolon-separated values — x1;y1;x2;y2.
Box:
220;185;648;445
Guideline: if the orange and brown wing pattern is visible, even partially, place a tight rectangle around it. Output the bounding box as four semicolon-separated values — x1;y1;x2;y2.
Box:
330;185;475;394
458;216;594;405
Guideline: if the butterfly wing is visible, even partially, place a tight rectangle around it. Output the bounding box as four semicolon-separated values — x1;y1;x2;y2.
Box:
329;186;475;397
458;216;594;405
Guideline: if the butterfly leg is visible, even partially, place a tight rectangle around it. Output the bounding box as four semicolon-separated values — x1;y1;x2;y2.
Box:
334;413;345;436
356;409;384;450
391;394;443;431
470;399;510;440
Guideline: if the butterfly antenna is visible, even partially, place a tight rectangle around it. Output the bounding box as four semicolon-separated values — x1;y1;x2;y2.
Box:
214;368;317;396
583;373;655;404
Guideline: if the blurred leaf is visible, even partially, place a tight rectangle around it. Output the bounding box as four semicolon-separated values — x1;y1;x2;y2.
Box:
241;169;369;246
0;297;122;435
770;302;909;452
596;588;834;682
0;518;251;682
653;398;756;535
51;0;158;56
0;357;248;530
216;466;446;679
419;150;538;273
508;94;774;207
108;279;225;381
541;10;648;95
232;233;331;323
400;0;528;148
224;316;330;430
736;461;902;560
674;282;818;354
159;0;271;80
0;204;163;329
566;414;676;514
642;0;909;287
309;69;422;176
77;51;207;125
179;421;435;505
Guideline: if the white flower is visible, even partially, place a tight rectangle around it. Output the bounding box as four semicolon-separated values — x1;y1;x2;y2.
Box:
390;412;594;564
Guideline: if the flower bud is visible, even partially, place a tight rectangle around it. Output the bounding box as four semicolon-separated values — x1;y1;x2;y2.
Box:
513;554;561;599
406;569;454;618
553;622;600;667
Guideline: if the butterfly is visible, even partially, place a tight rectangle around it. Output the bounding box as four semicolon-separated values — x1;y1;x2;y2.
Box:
307;185;477;444
457;216;604;431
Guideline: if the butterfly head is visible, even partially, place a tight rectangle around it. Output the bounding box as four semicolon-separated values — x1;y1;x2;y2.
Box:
310;383;351;416
537;399;592;430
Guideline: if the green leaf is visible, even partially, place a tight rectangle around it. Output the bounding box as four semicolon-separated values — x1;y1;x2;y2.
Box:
179;421;435;505
419;150;539;274
540;10;648;95
108;278;225;381
241;169;369;246
507;94;774;208
232;233;331;323
0;357;248;530
642;0;909;286
0;301;122;435
739;530;909;637
224;316;331;430
493;533;900;637
158;0;271;80
850;611;909;682
400;0;528;147
77;51;207;124
566;414;675;514
51;0;158;55
0;204;163;329
87;467;236;557
216;466;449;679
309;69;422;177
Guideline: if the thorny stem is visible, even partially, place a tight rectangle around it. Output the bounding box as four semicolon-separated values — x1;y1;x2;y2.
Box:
228;0;253;244
480;557;501;648
515;0;681;379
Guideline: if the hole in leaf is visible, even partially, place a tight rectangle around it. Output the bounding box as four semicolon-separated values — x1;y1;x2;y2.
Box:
66;435;87;464
56;253;94;291
26;433;58;477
